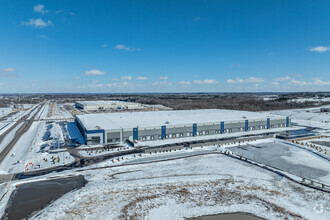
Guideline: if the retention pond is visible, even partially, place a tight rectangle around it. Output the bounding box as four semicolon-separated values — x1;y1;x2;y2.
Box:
3;175;87;220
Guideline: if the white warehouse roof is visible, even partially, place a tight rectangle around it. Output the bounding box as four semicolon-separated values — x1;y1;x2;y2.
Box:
76;100;139;105
76;109;284;131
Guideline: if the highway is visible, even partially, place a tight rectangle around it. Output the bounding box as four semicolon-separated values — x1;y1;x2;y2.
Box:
0;103;45;164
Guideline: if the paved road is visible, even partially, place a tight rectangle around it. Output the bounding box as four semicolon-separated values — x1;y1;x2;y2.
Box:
0;103;45;164
0;112;31;145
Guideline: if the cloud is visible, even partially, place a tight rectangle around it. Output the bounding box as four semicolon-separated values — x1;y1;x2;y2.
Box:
121;76;132;80
34;4;48;14
29;80;38;85
0;68;18;78
84;69;105;76
274;76;291;81
271;82;279;86
150;81;172;86
83;82;130;88
227;77;264;83
0;68;17;72
309;46;330;53
160;76;168;80
22;18;52;28
193;17;201;21
101;44;108;48
178;81;192;85
193;79;218;84
56;10;75;15
114;44;141;51
289;78;330;86
226;79;236;83
107;82;129;87
136;76;148;80
230;64;241;68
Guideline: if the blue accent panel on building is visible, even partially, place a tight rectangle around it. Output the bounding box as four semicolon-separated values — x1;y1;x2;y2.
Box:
67;122;85;144
86;129;104;134
161;125;166;139
220;121;224;134
286;117;290;127
75;118;86;139
267;118;270;129
133;127;138;140
245;120;249;131
193;123;197;136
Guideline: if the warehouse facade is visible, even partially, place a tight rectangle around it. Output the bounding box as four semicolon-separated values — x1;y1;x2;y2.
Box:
75;109;291;145
75;100;142;111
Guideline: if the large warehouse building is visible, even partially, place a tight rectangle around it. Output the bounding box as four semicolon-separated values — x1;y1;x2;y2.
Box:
75;100;142;111
75;109;291;145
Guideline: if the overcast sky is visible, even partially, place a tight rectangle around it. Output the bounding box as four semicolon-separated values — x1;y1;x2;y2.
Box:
1;0;330;93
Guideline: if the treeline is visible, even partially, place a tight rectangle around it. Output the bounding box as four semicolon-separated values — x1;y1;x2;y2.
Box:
131;93;330;111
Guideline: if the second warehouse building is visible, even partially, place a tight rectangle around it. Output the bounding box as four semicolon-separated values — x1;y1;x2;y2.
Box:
75;109;290;145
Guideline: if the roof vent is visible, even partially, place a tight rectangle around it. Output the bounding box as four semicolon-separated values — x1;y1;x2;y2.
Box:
165;121;170;124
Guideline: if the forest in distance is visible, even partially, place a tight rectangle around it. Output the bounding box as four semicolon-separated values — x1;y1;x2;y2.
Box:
1;92;329;111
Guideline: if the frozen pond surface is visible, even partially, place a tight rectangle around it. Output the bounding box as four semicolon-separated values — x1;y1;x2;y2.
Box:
229;140;330;183
3;175;87;220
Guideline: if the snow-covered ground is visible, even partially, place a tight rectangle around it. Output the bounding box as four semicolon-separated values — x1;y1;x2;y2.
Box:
1;105;329;220
0;108;12;118
0;121;73;174
35;102;49;120
0;105;36;136
270;105;330;131
25;154;330;220
78;145;134;157
46;103;73;119
288;97;330;103
228;138;330;184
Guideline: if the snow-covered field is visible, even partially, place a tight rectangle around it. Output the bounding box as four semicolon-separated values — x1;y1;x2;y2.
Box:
288;97;330;103
27;154;329;220
1;104;329;220
270;105;330;131
0;108;12;118
46;103;73;119
228;139;330;184
0;105;36;136
0;121;73;174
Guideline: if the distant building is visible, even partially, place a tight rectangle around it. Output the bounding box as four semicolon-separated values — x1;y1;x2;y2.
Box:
75;100;142;111
75;109;290;145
